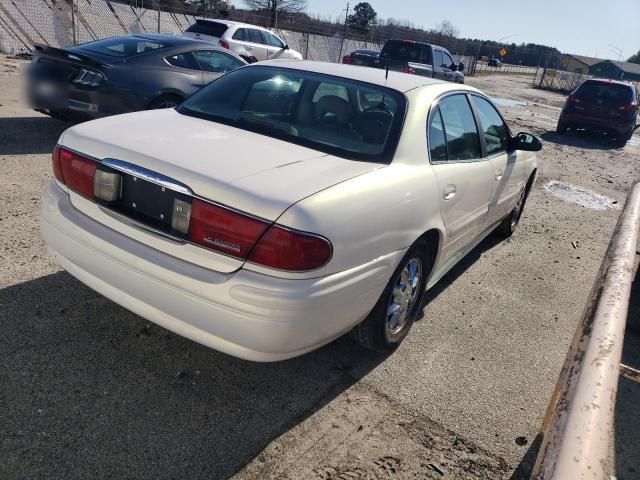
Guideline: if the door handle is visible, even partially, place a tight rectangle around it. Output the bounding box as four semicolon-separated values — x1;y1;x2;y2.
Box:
443;184;456;200
495;169;503;181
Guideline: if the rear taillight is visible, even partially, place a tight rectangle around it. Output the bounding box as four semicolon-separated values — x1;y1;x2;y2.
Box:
219;39;230;49
188;199;270;258
55;147;97;199
247;226;332;271
71;68;104;87
620;102;638;112
403;65;415;74
568;93;581;103
188;199;332;270
52;145;64;183
343;55;352;64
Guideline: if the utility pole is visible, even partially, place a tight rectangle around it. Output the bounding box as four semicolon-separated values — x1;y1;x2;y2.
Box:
338;2;349;61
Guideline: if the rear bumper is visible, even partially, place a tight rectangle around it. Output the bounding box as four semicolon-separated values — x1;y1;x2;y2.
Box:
40;182;401;361
560;111;636;134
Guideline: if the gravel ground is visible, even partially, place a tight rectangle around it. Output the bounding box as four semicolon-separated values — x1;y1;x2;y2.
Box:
1;56;639;479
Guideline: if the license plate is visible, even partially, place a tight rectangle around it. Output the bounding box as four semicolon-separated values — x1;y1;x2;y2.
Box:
119;174;185;231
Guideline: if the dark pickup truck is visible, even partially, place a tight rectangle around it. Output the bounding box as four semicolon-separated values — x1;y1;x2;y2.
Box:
372;39;464;83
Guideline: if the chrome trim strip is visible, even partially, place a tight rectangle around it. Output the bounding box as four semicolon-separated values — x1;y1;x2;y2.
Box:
99;206;187;245
101;158;194;196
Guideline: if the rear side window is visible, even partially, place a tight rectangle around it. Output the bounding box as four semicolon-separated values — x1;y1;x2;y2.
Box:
81;37;166;57
185;21;228;38
436;95;482;161
428;107;448;161
577;81;633;105
232;28;247;41
165;51;200;70
248;29;265;44
381;41;431;63
471;96;509;155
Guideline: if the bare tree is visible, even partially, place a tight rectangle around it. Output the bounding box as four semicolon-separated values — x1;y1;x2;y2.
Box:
243;0;308;27
436;19;459;38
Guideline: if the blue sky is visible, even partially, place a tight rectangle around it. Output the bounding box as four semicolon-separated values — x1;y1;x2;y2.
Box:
232;0;639;60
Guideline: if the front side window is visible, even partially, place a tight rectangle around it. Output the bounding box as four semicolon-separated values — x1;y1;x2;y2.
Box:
443;52;454;68
165;51;200;70
471;96;509;155
434;50;444;68
193;50;244;73
437;95;482;161
264;32;285;48
178;66;406;162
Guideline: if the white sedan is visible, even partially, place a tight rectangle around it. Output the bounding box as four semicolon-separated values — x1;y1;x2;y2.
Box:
41;60;540;361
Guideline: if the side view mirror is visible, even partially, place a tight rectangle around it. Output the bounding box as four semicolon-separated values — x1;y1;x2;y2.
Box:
511;132;542;151
450;64;458;71
283;44;289;50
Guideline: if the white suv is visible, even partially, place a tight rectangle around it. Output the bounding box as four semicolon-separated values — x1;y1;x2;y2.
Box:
184;19;302;63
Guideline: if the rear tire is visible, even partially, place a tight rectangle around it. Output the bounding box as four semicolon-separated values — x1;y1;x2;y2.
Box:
615;128;632;148
351;239;431;353
556;120;568;134
148;94;182;110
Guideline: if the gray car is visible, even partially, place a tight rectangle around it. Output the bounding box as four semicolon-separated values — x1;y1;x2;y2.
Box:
28;33;247;121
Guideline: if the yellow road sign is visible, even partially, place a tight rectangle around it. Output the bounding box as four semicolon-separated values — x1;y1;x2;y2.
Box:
499;48;507;57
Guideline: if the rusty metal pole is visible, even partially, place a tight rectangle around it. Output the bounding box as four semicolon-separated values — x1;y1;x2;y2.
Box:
71;0;77;45
531;183;640;479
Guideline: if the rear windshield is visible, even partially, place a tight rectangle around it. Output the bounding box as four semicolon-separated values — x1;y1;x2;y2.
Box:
177;66;406;163
185;20;228;38
80;36;166;57
381;41;431;63
576;81;633;105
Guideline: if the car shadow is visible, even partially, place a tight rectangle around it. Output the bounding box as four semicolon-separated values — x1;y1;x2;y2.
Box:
540;130;621;151
0;116;70;155
420;230;505;311
0;271;387;479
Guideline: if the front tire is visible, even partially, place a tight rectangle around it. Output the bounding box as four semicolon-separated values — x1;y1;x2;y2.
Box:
351;239;431;353
498;176;532;237
148;94;182;110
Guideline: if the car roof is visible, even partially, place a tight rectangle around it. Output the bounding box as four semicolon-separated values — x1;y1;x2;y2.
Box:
255;60;471;93
194;18;268;31
585;78;635;88
129;33;214;47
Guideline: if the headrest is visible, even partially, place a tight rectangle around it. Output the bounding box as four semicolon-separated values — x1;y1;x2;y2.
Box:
316;95;350;125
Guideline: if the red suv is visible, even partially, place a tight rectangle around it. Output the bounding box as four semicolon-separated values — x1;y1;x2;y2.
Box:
557;78;638;147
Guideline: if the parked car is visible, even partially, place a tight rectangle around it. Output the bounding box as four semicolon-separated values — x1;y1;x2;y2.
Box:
374;39;464;83
342;48;380;66
488;57;502;68
28;34;247;121
41;60;540;361
557;78;638;147
184;19;302;63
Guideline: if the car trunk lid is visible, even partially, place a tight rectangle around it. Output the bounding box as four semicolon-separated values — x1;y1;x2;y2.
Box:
59;109;384;272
